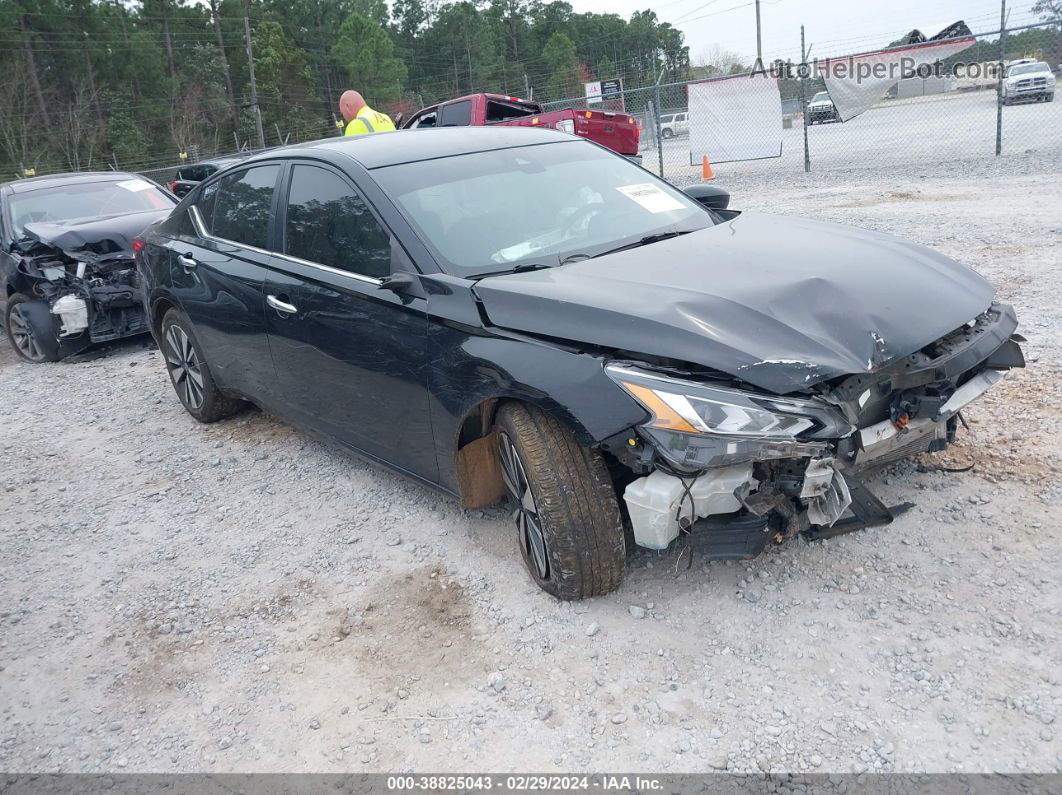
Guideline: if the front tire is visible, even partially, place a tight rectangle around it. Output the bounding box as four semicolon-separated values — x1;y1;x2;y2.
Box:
160;309;244;423
495;403;625;600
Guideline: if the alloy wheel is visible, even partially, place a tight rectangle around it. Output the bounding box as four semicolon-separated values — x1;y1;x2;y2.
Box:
164;324;205;410
497;431;549;581
8;304;46;362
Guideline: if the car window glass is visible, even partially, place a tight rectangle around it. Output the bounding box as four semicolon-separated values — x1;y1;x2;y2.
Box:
411;111;437;128
375;141;711;276
181;165;207;182
209;165;280;248
7;179;174;240
485;101;535;123
160;208;197;238
439;100;472;126
284;165;391;279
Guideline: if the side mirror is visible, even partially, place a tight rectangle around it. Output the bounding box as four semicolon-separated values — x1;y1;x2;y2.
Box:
378;272;416;293
683;184;731;211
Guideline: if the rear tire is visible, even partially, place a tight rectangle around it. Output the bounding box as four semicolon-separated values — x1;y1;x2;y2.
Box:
495;403;625;600
661;128;674;139
160;309;244;423
5;293;59;363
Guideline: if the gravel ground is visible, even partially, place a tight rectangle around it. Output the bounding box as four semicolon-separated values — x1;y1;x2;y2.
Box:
1;160;1060;776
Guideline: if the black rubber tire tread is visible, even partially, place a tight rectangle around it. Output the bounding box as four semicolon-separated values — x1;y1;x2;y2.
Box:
5;293;61;363
161;309;244;423
496;402;625;600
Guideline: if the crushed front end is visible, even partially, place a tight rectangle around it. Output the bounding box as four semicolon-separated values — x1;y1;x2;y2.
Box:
601;303;1025;557
12;227;148;359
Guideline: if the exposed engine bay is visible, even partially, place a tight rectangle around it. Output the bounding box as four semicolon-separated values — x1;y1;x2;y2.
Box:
13;221;148;358
600;305;1026;559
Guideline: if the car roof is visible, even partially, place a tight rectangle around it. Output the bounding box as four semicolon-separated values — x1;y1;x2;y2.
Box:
239;126;576;170
2;171;146;195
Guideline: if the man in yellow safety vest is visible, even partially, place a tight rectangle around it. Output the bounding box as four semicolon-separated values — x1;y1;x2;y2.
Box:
339;90;396;136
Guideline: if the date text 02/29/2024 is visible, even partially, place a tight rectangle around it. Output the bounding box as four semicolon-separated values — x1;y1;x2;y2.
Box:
385;775;665;791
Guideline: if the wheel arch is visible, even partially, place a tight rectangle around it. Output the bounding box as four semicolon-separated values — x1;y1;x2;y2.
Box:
451;392;606;510
149;295;179;341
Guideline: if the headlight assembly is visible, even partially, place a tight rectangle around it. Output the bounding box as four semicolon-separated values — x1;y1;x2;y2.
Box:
605;364;854;468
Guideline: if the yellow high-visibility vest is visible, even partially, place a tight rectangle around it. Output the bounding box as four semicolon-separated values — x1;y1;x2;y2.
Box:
344;106;396;136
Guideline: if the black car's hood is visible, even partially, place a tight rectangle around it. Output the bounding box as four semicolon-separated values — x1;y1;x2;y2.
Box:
473;212;995;394
21;209;170;258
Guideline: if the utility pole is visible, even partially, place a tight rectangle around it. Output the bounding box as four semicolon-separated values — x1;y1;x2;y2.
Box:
755;0;763;62
995;0;1006;156
210;0;239;131
800;25;810;173
654;64;665;179
244;15;266;150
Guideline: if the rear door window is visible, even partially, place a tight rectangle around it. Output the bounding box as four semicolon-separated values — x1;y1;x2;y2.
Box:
485;100;535;123
283;164;391;279
206;165;280;248
180;165;209;182
439;100;472;127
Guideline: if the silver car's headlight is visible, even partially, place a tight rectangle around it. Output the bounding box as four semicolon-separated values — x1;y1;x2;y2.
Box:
606;364;851;440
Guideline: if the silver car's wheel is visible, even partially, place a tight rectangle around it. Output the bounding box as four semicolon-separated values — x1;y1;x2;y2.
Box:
4;294;60;363
164;323;205;410
8;303;46;362
498;430;549;580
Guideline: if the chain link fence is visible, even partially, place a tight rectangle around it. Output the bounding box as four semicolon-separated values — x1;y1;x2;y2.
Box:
127;24;1061;189
542;25;1062;186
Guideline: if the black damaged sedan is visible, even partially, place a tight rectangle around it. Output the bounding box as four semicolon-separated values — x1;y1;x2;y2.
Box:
136;127;1024;600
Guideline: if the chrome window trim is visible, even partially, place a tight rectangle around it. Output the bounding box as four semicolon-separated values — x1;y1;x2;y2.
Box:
271;251;383;286
189;204;273;258
189;203;383;286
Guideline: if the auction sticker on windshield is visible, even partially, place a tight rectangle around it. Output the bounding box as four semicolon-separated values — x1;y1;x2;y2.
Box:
616;183;686;214
116;178;154;192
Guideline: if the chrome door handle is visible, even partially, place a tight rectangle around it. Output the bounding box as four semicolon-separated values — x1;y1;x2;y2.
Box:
267;294;297;315
177;253;197;271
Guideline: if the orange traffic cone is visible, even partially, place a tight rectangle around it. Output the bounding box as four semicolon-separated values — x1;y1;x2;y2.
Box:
702;155;715;181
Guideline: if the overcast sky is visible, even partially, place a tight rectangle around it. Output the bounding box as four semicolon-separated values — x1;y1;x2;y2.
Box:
566;0;1045;64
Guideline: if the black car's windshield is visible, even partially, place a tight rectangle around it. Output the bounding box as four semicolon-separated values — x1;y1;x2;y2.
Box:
8;178;175;239
372;141;713;276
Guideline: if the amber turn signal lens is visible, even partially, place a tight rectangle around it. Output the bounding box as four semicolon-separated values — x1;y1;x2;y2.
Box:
621;382;698;433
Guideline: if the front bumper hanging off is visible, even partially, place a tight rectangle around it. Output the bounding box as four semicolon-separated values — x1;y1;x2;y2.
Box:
617;305;1025;557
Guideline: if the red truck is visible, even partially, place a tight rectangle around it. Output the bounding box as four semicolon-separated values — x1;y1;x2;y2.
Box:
400;93;641;160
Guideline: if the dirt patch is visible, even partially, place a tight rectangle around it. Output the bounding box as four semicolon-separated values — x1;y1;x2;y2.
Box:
329;566;481;688
835;190;968;208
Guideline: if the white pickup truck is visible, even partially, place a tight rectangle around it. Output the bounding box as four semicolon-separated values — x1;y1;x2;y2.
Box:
1002;61;1056;105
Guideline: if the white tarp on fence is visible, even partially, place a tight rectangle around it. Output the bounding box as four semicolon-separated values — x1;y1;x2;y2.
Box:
818;35;976;122
687;75;782;163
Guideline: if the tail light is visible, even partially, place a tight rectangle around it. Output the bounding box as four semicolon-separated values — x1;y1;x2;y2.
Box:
169;181;178;192
131;238;146;255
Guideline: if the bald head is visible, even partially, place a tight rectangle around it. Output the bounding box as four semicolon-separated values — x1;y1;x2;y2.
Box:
339;90;366;122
